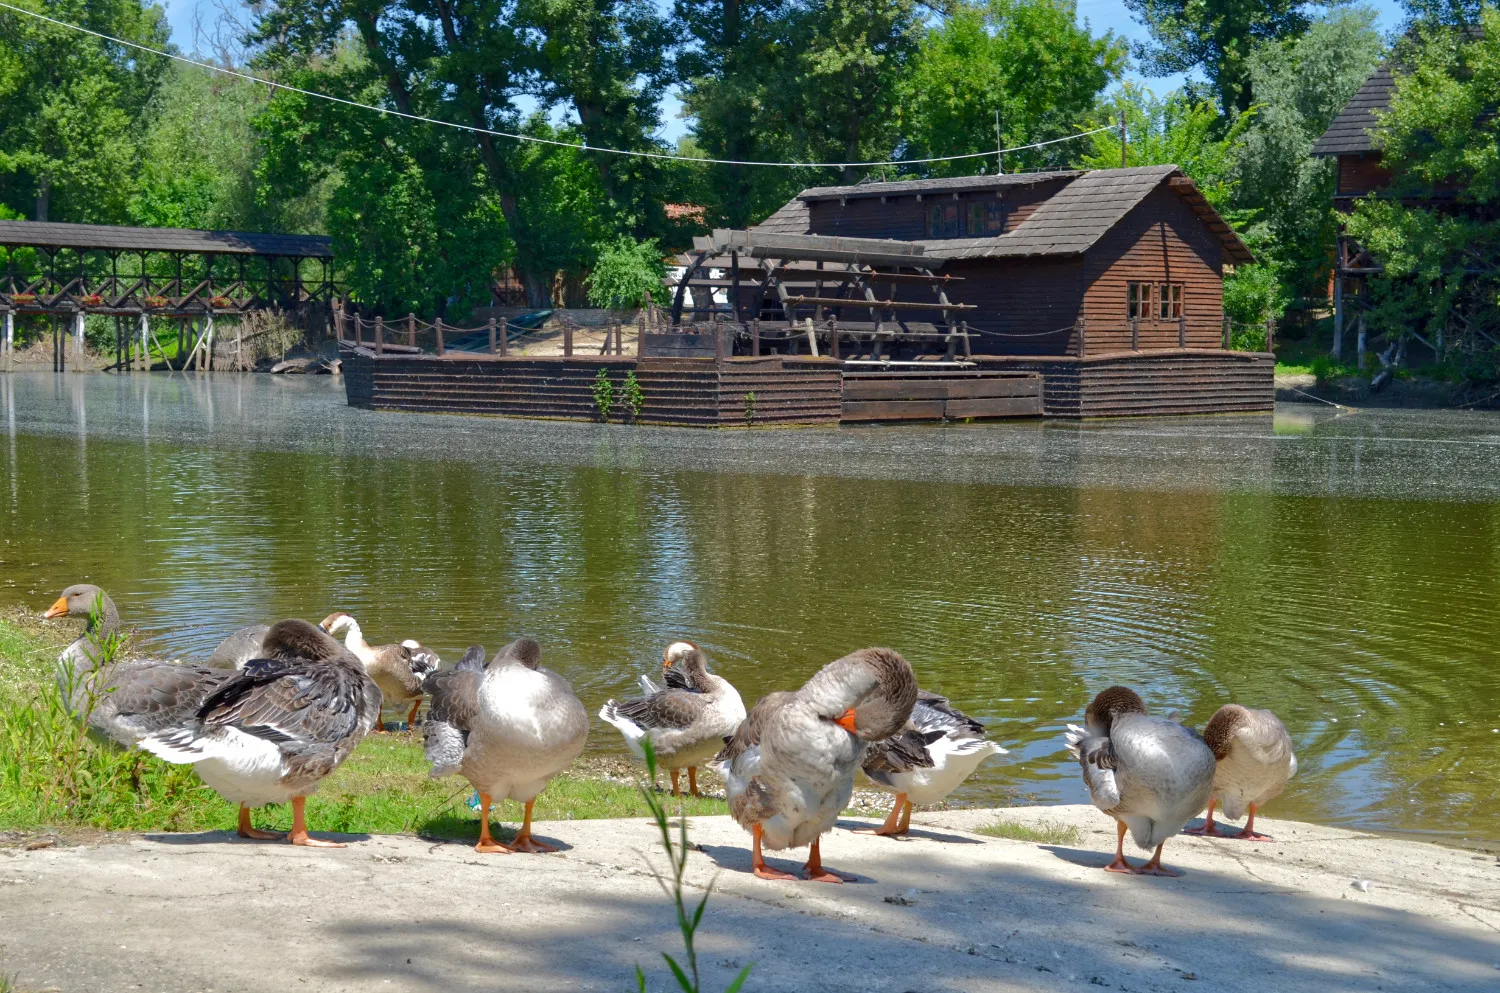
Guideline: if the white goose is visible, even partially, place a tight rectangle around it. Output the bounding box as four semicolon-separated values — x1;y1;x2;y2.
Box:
1066;686;1215;876
422;637;588;853
320;611;440;728
1185;704;1297;841
860;691;1007;836
140;619;380;846
599;641;746;797
713;647;917;883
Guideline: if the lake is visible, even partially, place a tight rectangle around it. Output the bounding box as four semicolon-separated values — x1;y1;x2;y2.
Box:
3;371;1499;847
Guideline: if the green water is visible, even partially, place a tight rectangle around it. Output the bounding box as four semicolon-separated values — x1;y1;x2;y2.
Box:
3;372;1499;846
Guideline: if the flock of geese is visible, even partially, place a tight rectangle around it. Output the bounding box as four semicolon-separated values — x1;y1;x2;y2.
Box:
44;583;1297;879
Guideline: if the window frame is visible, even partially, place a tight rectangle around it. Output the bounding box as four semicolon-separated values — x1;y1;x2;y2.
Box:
1126;281;1152;321
1160;283;1183;320
927;202;960;239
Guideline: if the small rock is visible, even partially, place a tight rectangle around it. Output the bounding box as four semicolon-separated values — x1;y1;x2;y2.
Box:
883;894;914;906
1352;879;1373;892
1181;973;1198;981
24;838;55;851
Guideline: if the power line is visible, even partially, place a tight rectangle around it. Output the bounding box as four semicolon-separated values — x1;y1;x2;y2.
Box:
0;1;1115;170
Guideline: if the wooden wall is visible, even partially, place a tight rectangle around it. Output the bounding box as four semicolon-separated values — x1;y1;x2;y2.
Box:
950;257;1084;356
804;178;1070;241
979;350;1274;417
1080;185;1225;353
1336;153;1393;197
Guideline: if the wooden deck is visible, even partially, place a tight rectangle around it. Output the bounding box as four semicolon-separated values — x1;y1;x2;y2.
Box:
341;346;1273;425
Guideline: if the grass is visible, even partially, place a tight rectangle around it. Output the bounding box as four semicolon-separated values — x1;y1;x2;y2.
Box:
0;614;729;839
975;817;1083;846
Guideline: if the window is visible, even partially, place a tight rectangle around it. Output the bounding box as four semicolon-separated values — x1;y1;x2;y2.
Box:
1127;282;1151;320
927;203;960;239
1161;283;1183;320
965;201;1007;235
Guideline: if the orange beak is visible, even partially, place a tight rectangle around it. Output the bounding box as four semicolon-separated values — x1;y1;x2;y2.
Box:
832;708;859;735
44;596;69;619
662;649;673;669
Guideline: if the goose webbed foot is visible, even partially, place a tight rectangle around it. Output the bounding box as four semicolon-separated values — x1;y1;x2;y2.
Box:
1133;844;1182;876
801;839;851;884
856;795;910;837
288;796;345;848
236;804;285;841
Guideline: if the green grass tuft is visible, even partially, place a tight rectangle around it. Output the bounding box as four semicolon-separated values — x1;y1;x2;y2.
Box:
975;818;1083;846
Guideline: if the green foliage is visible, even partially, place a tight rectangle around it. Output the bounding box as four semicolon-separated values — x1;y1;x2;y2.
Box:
632;737;753;993
1346;10;1500;365
1223;262;1286;328
587;236;666;309
621;369;645;420
742;390;756;425
975;818;1082;845
593;367;616;421
1123;0;1314;115
1082;84;1249;210
0;0;170;223
903;0;1126;176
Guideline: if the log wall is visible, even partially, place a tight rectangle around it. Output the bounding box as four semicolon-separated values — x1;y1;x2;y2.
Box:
978;349;1274;418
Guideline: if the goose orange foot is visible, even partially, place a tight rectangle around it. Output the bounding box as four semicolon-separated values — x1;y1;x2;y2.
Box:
855;794;910;837
474;793;513;854
751;824;797;880
1133;844;1182;877
509;800;558;853
288;796;345;848
1183;799;1228;837
236;804;285;841
801;839;851;884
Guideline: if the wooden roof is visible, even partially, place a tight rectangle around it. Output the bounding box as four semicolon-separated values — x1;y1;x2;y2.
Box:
798;171;1077;203
695;229;927;267
1310;63;1397;156
0;220;334;258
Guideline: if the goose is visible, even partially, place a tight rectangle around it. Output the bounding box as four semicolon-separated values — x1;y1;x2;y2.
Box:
319;611;440;729
139;619;380;847
599;641;746;797
204;624;270;669
1065;686;1215;876
713;647;917;883
43;584;228;748
859;691;1008;837
1184;704;1297;841
422;637;588;854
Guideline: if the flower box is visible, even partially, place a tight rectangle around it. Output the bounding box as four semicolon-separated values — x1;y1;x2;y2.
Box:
143;296;168;309
9;293;36;306
208;296;233;309
78;294;103;307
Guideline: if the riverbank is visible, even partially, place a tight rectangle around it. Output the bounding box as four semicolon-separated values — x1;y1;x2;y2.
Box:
2;806;1497;993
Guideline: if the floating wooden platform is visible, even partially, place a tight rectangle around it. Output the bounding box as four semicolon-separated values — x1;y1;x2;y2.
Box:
341;346;1272;426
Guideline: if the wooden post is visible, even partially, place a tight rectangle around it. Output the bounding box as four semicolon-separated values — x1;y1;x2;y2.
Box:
488;317;497;354
1178;314;1186;349
435;317;445;356
499;319;509;356
354;313;362;347
1331;274;1343;359
407;312;416;348
1357;312;1366;368
829;318;840;360
1076;316;1087;358
375;316;384;355
714;317;726;365
614;321;623;356
3;310;12;370
235;316;244;370
74;311;85;368
139;313;149;372
1131;316;1139;351
1222;314;1231;350
636;312;646;357
961;320;972;359
1265;316;1275;356
563;316;573;357
176;317;184;360
804;317;819;357
751;318;760;357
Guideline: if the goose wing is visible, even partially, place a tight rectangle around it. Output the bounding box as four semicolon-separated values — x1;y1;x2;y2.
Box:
204;625;269;670
613;688;709;732
861;727;942;786
196;657;366;747
1066;724;1121;811
421;646;485;776
97;660;228;742
910;691;985;736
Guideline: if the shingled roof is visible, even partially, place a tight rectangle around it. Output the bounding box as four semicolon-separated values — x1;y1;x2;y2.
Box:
752;198;811;235
1310;63;1397;156
797;171;1077;202
0;220;334;258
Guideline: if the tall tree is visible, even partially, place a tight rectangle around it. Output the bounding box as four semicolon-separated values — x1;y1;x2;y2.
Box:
0;0;170;222
1123;0;1317;115
902;0;1125;177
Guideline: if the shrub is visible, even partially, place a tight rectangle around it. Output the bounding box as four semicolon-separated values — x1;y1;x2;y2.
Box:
621;370;645;421
593;367;616;421
587;236;667;310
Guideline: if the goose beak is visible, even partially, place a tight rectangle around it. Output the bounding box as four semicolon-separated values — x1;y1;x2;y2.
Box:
44;597;69;619
663;651;674;668
832;708;859;735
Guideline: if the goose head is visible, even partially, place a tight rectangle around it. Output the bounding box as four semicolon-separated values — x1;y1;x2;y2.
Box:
802;647;918;742
664;640;709;676
318;611;362;642
45;584;119;633
1201;703;1250;760
492;636;542;670
1083;686;1148;737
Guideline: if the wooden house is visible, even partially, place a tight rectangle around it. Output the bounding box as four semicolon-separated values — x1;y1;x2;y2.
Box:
728;165;1253;357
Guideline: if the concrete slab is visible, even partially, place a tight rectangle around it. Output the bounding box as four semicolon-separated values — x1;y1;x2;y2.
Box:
1;805;1497;993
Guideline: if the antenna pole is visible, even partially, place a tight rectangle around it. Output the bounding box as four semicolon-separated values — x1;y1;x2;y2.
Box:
995;109;1004;175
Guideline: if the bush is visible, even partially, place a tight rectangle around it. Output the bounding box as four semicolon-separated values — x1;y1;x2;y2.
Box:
593;367;616;421
587;236;666;310
621;370;645;421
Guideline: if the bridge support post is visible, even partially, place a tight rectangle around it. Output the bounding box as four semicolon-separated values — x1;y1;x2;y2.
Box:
4;310;12;371
140;313;149;372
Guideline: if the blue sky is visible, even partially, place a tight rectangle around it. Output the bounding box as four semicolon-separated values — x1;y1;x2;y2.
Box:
160;0;1408;144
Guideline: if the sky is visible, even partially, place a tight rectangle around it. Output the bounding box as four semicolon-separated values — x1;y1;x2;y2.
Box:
159;0;1409;146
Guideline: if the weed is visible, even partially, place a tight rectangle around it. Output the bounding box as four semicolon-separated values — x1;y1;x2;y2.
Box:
633;738;751;993
593;367;616;421
975;818;1082;846
742;391;756;425
621;370;645;421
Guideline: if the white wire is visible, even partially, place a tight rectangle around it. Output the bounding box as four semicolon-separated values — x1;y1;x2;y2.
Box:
0;1;1116;170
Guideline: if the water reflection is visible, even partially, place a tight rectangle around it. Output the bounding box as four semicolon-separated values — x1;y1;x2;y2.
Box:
2;372;1500;845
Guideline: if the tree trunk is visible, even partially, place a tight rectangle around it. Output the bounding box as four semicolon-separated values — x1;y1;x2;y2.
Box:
34;176;50;222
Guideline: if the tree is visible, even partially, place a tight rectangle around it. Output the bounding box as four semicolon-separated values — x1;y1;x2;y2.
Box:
586;235;665;308
1123;0;1317;115
0;0;170;222
903;0;1125;176
1234;7;1384;309
1345;9;1500;372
